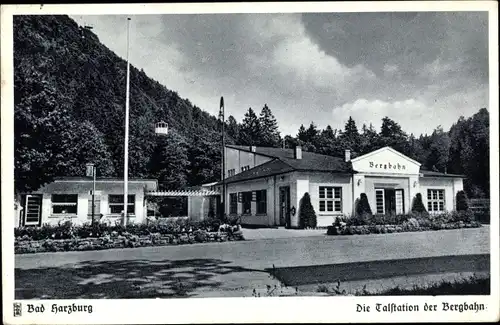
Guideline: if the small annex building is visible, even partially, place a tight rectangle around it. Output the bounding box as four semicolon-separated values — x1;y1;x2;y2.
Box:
214;145;465;228
16;177;158;227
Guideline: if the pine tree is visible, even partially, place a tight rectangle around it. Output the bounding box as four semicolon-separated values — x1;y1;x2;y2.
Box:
456;190;469;211
239;107;261;145
259;104;281;147
411;193;428;215
298;192;317;229
356;193;373;217
340;116;361;154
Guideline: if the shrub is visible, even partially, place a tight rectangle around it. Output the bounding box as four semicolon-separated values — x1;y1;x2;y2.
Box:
456;191;469;211
298;192;317;229
411;193;428;215
356;193;373;217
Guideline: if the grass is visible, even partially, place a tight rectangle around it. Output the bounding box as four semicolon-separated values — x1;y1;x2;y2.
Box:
313;275;490;296
364;276;490;296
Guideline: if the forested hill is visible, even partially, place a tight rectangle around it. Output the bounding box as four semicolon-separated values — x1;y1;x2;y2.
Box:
14;15;226;193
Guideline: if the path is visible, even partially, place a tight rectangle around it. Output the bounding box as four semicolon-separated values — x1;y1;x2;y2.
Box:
15;226;490;298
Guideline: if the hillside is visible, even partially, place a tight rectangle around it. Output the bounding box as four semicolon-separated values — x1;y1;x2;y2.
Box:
14;15;226;193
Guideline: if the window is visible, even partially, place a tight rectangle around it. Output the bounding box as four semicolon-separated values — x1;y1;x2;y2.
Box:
241;165;250;172
319;187;342;212
228;169;235;177
108;195;135;215
256;190;267;214
229;193;238;215
51;194;78;214
375;189;385;214
241;191;252;215
427;189;445;212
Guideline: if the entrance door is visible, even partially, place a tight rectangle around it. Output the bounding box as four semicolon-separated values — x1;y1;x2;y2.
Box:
24;195;42;226
375;189;405;215
385;189;396;215
279;186;290;227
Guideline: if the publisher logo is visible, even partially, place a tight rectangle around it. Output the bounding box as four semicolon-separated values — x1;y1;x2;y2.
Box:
13;302;22;317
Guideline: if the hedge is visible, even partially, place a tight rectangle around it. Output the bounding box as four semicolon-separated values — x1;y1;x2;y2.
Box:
14;217;244;254
327;210;481;236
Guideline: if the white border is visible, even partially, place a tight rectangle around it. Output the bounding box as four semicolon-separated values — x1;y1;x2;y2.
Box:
2;2;499;324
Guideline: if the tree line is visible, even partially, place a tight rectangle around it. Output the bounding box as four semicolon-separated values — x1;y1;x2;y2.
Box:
13;15;490;199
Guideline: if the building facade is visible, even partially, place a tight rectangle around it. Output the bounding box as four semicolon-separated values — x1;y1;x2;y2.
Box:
16;178;158;227
216;145;465;228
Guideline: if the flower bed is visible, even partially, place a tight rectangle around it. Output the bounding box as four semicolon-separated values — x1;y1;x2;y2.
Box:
14;217;244;254
327;211;482;236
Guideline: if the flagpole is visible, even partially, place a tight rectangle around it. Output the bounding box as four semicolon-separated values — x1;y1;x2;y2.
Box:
220;97;226;220
123;17;131;227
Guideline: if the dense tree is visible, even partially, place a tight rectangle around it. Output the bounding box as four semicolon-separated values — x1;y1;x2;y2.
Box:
359;123;379;154
340;116;361;153
226;115;240;143
378;117;408;154
148;131;189;190
258;104;281;147
239;107;261;145
425;126;451;173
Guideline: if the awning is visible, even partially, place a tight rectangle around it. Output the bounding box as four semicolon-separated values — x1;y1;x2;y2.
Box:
146;190;220;197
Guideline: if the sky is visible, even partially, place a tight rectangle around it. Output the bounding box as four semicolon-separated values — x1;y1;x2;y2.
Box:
71;12;489;137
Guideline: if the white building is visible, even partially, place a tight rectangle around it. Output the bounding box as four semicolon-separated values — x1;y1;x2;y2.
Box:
17;177;158;227
216;145;465;228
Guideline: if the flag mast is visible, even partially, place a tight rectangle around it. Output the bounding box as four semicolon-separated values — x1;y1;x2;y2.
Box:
220;96;226;220
123;17;131;227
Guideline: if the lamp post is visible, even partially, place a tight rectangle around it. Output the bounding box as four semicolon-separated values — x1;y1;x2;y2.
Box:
123;17;131;227
86;163;96;225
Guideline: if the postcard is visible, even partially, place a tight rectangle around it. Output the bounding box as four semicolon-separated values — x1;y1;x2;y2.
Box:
1;1;498;324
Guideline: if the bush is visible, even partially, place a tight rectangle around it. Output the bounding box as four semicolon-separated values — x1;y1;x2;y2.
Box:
456;191;469;211
298;192;317;229
356;193;373;217
411;193;428;215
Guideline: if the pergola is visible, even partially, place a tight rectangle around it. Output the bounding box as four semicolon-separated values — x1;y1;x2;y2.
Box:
145;189;220;220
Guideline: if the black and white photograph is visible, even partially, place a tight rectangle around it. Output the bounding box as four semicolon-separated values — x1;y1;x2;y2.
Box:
1;2;499;324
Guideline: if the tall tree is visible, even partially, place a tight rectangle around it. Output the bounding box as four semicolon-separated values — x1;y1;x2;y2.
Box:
226;115;240;144
239;107;261;145
258;104;281;147
340;116;361;153
359;123;379;154
378;116;408;154
425;126;451;173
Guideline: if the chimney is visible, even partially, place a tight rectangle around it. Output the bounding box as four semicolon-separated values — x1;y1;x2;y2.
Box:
294;146;302;160
250;146;256;152
345;149;351;162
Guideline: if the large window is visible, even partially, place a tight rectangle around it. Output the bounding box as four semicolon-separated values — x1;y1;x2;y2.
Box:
241;191;252;215
229;193;238;215
256;190;267;214
319;187;342;212
427;189;445;213
51;194;78;215
108;195;135;215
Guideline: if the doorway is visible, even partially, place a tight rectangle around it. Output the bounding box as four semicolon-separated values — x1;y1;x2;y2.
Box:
279;186;290;227
375;188;404;215
24;194;42;226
